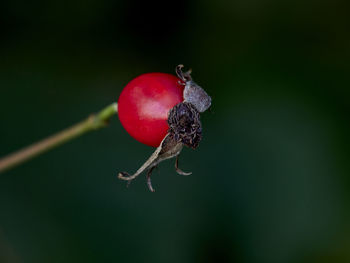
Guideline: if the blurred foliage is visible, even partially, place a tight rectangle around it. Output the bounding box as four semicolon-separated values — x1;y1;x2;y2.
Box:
0;0;350;262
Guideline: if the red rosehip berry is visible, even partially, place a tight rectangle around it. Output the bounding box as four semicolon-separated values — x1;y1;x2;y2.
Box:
117;65;211;192
118;73;184;147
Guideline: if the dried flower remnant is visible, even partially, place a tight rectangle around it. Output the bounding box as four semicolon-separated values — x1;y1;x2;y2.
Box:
168;102;202;149
118;65;211;191
176;64;212;113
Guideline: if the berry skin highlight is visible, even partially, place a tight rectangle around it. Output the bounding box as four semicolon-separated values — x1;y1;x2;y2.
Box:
118;73;184;147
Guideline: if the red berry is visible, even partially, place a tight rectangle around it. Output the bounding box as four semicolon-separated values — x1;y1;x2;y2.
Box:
118;73;184;147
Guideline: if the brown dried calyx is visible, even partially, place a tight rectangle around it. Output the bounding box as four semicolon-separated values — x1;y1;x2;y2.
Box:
118;65;211;192
168;102;202;149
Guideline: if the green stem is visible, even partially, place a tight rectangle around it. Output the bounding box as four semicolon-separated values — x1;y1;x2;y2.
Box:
0;103;118;173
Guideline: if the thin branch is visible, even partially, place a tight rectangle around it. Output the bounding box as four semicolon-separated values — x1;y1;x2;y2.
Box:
0;103;118;173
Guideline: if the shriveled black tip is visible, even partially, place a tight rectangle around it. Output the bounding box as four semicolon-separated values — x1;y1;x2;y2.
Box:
176;64;192;82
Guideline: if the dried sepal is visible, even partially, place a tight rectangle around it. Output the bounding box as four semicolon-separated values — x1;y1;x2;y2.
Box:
175;155;192;176
118;133;183;192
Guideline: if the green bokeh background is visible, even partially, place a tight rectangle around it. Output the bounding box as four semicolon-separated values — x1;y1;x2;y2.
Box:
1;0;350;262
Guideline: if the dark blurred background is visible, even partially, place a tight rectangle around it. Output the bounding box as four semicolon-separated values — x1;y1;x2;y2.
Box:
1;0;350;262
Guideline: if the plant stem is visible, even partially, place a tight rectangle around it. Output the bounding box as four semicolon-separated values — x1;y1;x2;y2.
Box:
0;103;118;173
